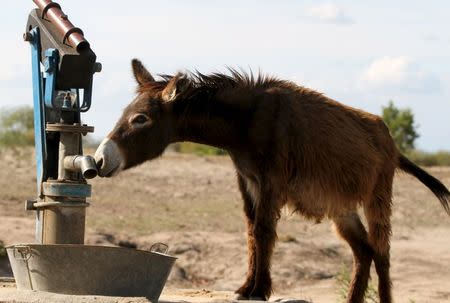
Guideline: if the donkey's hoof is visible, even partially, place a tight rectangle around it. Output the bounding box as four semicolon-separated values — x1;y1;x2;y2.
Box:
233;293;249;300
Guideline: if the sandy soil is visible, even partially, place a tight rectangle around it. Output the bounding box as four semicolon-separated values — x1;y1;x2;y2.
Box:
0;148;449;302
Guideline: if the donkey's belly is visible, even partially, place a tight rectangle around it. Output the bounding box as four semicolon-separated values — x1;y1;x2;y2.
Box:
287;186;360;221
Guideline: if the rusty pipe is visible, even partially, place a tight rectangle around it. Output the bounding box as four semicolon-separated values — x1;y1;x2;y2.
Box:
33;0;90;52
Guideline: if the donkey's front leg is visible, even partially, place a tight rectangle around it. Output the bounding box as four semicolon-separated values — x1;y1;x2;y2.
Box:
249;187;280;300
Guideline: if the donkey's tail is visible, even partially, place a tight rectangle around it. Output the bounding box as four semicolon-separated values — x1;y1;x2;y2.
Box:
398;154;450;215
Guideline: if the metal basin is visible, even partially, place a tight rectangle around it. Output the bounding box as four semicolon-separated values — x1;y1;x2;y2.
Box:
7;244;176;301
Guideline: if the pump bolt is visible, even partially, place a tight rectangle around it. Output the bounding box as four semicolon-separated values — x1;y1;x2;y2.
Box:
94;62;102;73
23;32;32;42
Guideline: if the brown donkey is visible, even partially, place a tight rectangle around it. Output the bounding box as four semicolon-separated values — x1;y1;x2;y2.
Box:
95;59;450;303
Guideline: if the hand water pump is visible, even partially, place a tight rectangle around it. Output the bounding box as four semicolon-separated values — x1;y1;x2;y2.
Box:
23;0;101;244
6;2;175;299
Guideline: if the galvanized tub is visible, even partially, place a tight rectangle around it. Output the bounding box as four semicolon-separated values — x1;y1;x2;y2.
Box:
7;244;176;301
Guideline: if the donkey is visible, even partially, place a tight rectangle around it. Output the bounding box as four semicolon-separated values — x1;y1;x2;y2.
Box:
95;59;450;303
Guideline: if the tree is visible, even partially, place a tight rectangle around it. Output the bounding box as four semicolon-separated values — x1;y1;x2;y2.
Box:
382;100;419;153
0;105;100;149
0;106;35;147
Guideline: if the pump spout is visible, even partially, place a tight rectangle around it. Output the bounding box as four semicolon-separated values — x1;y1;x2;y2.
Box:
64;155;98;179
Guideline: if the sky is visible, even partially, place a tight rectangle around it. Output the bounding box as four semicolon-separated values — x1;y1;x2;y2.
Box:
1;1;449;151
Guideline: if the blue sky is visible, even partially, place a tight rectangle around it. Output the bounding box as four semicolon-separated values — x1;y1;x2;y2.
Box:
1;1;449;151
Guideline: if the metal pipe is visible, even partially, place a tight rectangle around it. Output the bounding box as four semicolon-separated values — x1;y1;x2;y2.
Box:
33;0;90;52
58;132;80;180
64;155;98;179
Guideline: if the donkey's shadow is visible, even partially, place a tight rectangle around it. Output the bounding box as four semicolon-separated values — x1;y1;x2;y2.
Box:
160;298;312;303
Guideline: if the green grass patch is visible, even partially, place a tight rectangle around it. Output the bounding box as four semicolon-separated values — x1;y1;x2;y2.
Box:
407;150;450;167
172;142;227;156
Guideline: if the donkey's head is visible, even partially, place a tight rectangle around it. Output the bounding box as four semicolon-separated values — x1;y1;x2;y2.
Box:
95;59;190;177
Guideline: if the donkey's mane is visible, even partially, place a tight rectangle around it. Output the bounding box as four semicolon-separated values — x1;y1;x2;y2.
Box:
138;68;315;98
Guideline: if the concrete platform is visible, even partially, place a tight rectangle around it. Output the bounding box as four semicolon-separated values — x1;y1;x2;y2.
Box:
0;279;310;303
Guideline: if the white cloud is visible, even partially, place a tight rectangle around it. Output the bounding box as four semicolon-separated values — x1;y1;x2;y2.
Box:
306;3;353;24
360;56;440;93
422;33;439;42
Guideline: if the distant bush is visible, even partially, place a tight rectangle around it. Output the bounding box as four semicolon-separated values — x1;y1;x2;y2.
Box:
0;106;100;150
171;142;450;165
0;106;34;147
407;150;450;167
173;142;227;156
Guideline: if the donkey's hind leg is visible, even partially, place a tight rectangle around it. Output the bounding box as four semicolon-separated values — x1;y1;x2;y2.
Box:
235;174;257;299
364;175;394;303
333;213;374;303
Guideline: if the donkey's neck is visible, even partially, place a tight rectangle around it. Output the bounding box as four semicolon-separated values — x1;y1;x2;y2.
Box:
172;90;250;151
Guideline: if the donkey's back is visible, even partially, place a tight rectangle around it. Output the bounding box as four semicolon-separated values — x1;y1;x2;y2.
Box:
262;87;400;220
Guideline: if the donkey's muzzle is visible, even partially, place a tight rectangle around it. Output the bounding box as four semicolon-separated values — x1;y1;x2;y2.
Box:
94;138;124;177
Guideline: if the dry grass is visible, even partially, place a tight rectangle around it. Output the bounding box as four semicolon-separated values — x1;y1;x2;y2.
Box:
335;265;378;303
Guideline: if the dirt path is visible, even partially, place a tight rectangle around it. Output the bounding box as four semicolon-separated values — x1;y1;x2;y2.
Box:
1;149;449;302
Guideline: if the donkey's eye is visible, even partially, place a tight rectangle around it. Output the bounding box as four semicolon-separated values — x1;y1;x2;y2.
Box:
129;113;150;126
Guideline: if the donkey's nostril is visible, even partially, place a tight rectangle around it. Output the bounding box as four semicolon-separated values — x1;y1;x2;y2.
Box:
95;157;104;170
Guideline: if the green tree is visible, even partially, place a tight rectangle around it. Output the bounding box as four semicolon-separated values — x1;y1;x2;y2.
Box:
0;106;35;147
0;105;98;149
382;100;419;153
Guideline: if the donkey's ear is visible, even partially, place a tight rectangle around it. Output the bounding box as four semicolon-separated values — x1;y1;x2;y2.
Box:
131;59;155;86
161;73;191;102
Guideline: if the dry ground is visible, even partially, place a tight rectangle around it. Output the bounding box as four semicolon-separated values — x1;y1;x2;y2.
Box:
0;147;449;302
